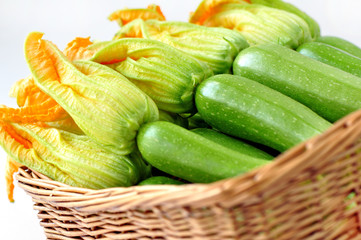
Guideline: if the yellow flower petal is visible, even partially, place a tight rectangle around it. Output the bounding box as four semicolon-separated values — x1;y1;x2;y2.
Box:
108;4;166;27
5;157;22;202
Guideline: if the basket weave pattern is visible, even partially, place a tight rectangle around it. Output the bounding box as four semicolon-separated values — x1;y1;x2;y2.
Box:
16;109;361;240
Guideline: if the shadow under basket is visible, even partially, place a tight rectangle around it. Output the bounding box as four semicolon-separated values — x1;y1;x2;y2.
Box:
16;109;361;240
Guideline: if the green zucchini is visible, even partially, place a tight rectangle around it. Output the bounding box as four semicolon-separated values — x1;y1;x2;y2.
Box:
316;36;361;59
138;176;184;186
191;128;274;160
137;121;269;183
233;43;361;122
195;74;332;152
297;42;361;78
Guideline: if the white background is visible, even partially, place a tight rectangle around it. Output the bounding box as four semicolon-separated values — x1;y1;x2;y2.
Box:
1;0;361;239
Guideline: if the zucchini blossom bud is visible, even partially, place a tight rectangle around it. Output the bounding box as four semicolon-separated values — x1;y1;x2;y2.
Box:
113;19;249;74
0;122;150;189
24;32;159;155
189;0;312;48
90;38;213;113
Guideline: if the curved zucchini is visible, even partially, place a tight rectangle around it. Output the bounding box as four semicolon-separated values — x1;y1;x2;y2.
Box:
137;121;269;183
195;74;332;152
233;43;361;122
316;36;361;59
191;128;274;160
297;42;361;78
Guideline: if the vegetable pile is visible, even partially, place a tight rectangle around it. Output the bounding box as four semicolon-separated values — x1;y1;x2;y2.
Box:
3;0;361;202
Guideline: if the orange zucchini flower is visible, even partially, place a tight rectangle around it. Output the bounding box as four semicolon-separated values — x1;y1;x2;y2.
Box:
113;19;249;74
24;32;158;154
89;38;212;113
189;0;312;48
108;4;166;27
0;121;151;191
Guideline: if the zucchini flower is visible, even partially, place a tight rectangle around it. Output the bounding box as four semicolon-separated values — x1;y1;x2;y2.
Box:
89;38;213;113
112;19;249;74
63;37;110;61
5;36;109;135
4;35;154;197
24;32;159;155
7;76;83;134
108;4;165;27
249;0;320;40
3;37;94;201
5;76;69;123
0;121;150;189
189;0;312;48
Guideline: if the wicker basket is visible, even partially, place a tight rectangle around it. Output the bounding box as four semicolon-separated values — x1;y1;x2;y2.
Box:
16;109;361;240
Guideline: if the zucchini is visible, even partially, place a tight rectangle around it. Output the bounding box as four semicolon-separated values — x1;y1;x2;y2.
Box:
137;121;269;183
316;36;361;59
195;74;332;152
191;128;274;160
233;43;361;122
138;176;184;186
297;42;361;78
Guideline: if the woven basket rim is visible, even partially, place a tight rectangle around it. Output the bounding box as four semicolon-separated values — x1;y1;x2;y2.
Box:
16;109;361;213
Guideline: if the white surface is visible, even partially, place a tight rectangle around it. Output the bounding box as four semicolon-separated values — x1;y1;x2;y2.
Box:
1;0;361;239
